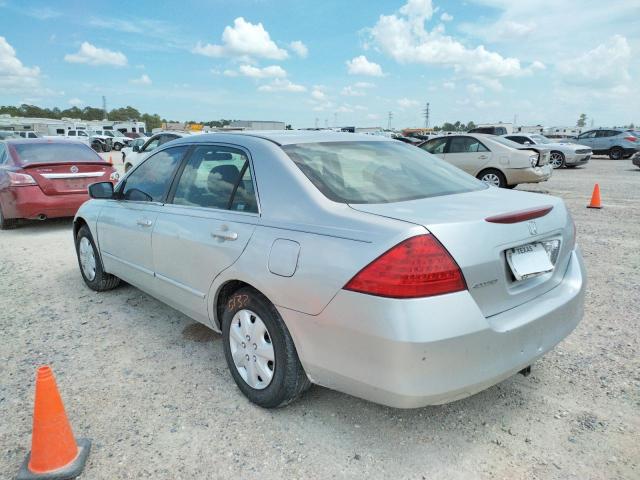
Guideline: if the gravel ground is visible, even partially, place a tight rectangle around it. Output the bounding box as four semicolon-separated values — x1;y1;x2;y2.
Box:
1;156;638;479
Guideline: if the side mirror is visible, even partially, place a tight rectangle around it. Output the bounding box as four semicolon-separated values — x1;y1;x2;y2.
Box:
88;181;114;199
133;145;140;152
524;141;532;145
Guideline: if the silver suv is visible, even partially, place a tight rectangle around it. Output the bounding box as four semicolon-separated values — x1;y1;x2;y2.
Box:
574;129;639;160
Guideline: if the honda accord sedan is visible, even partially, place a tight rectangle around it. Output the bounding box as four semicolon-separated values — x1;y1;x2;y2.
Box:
73;132;585;408
0;139;119;229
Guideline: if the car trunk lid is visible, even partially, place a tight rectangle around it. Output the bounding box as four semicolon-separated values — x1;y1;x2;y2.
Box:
349;187;573;318
22;162;112;195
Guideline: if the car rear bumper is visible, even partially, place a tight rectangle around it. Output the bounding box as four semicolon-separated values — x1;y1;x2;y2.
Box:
281;247;586;408
0;186;89;220
506;164;552;185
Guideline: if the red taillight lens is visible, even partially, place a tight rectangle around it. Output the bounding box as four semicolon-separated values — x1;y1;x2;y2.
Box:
8;171;37;186
624;136;637;142
344;234;467;298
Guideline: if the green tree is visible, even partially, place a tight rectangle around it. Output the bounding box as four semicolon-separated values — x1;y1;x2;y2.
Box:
466;121;476;131
576;113;587;128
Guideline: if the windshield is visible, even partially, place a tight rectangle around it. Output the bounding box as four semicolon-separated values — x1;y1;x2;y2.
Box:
112;131;126;137
530;134;552;144
282;141;485;204
492;136;525;149
12;142;103;164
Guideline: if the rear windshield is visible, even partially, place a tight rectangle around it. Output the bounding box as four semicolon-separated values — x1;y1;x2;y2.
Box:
12;143;102;164
282;141;485;204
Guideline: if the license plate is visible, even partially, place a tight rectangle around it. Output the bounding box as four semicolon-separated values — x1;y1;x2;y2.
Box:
506;243;554;281
64;179;86;190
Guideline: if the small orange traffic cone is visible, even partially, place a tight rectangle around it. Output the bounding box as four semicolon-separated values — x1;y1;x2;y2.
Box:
108;155;113;165
16;366;91;480
587;183;602;209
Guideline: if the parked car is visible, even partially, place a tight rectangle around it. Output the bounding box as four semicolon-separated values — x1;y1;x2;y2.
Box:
504;134;592;169
92;130;132;151
419;134;552;188
0;139;119;229
468;125;509;135
0;131;20;140
573;129;639;159
123;131;193;172
73;131;585;408
17;131;41;139
47;129;113;153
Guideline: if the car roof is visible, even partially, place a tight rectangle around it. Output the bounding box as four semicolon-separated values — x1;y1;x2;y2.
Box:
172;130;393;146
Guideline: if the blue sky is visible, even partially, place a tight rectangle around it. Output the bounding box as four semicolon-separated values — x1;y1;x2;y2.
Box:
1;0;639;128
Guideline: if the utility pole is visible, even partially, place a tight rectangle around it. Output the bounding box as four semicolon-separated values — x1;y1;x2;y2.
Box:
387;111;393;130
315;117;319;129
422;102;430;129
334;112;338;128
324;118;328;128
102;96;108;120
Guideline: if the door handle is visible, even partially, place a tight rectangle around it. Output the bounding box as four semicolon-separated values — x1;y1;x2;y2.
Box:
211;224;238;241
136;218;153;227
211;231;238;241
479;155;488;159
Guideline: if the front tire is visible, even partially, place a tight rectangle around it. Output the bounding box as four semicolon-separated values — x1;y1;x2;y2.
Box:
477;168;507;188
609;147;624;160
549;151;565;169
222;287;310;408
75;225;120;291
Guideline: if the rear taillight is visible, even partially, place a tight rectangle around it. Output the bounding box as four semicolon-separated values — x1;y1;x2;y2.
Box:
344;234;467;298
624;136;637;142
8;171;37;186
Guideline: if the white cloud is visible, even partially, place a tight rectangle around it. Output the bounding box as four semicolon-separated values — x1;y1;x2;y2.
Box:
557;35;630;88
68;97;84;106
193;17;288;60
289;40;308;58
341;86;365;97
443;81;455;89
440;12;453;22
0;36;41;90
346;55;384;76
130;74;152;85
466;83;484;95
237;64;287;78
398;97;419;108
368;1;537;80
258;78;306;92
354;81;375;88
64;42;127;66
311;88;327;100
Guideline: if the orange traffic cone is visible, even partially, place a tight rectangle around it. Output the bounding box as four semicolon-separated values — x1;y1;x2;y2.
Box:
108;155;113;165
587;183;602;209
16;366;91;480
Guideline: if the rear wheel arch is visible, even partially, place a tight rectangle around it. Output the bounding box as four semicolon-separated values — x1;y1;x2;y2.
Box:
73;216;88;240
214;280;262;330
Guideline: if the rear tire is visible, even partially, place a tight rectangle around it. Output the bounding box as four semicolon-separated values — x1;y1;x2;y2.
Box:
0;204;17;230
609;147;624;160
113;142;122;151
222;287;310;408
75;225;120;291
477;168;507;188
101;143;112;153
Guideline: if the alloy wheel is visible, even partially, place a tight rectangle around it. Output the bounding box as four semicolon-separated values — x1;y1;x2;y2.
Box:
228;309;275;390
550;152;564;168
78;237;97;281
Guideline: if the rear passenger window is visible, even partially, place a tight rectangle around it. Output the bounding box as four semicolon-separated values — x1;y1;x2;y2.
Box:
171;145;258;213
449;137;488;153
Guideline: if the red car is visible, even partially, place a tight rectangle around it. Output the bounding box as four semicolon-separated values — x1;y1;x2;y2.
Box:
0;139;119;229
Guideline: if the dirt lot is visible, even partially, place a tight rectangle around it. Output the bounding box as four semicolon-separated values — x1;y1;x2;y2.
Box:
1;157;638;479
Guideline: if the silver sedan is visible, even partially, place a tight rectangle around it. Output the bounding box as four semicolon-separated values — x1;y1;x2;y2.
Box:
505;134;592;169
74;131;586;408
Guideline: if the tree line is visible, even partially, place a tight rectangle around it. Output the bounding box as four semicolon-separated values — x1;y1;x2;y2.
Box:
0;104;166;130
431;121;477;132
